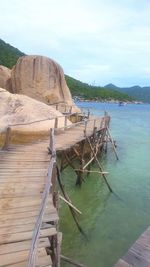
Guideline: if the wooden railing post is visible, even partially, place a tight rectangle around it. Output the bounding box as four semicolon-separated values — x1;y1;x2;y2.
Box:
93;119;96;133
54;117;58;129
2;127;11;150
69;106;72;114
100;117;104;129
64;116;67;130
27;128;56;267
84;120;87;137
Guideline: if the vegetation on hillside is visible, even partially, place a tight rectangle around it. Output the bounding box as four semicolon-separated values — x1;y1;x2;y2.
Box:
0;38;139;102
65;75;133;102
0;39;24;68
105;84;150;103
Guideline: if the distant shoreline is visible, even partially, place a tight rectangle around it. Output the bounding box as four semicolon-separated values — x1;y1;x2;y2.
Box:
74;98;144;105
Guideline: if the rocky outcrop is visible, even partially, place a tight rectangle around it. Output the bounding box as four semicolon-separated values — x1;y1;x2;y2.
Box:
0;88;71;134
11;55;78;111
0;65;12;92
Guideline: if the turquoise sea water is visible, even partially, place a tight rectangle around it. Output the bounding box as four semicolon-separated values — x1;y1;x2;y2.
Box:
60;102;150;267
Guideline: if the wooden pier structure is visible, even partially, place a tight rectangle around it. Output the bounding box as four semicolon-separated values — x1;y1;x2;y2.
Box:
0;109;113;267
115;226;150;267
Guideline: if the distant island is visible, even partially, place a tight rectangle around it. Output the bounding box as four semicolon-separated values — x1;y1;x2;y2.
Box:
104;83;150;103
0;38;150;103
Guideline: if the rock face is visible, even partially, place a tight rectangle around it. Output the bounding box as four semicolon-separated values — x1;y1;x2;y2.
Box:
0;65;12;92
11;55;77;111
0;88;71;134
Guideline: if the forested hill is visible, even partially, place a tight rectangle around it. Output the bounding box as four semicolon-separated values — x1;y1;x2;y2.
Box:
65;75;133;102
0;38;133;102
0;39;25;68
105;84;150;103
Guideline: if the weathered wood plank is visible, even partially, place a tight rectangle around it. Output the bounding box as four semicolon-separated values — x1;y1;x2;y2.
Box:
0;213;58;228
0;238;49;255
0;247;48;266
8;255;52;267
115;226;150;267
114;259;133;267
0;227;57;245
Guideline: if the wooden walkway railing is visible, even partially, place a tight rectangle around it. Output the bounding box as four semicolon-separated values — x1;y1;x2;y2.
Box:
27;129;56;266
0;130;59;266
0;112;111;267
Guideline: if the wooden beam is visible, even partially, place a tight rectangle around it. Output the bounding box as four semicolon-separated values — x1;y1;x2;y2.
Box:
59;195;82;215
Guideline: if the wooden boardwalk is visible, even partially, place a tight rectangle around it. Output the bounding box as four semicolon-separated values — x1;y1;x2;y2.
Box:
0;116;106;266
0;139;58;266
115;226;150;267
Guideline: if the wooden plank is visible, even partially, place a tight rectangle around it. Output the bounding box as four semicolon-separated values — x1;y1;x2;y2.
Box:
0;196;53;209
0;222;52;235
0;238;49;255
0;213;58;228
0;227;57;245
0;247;48;266
115;227;150;267
0;183;44;190
114;259;133;267
0;208;56;221
123;249;150;267
0;179;45;184
7;255;52;267
0;188;45;197
0;203;55;215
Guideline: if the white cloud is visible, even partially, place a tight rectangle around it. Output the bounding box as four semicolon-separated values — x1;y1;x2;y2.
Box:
1;0;150;86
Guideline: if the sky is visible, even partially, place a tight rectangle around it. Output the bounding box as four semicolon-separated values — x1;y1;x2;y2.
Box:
1;0;150;87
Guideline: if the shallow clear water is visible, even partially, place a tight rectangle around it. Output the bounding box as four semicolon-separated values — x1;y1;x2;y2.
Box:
60;102;150;267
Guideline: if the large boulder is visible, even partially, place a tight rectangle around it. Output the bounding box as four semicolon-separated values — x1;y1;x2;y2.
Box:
0;65;12;92
11;55;78;112
0;88;71;135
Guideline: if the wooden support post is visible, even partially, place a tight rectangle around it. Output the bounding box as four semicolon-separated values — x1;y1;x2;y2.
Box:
2;127;11;150
106;126;119;160
56;166;86;237
76;141;85;186
93;119;96;133
87;109;90;118
86;136;113;193
64;116;67;129
63;151;84;185
59;195;82;215
100;117;104;129
84;120;88;137
56;104;58;110
69;106;72;114
54;117;58;129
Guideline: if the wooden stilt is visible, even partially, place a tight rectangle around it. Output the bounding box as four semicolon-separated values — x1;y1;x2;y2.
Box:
75;169;108;175
56;166;87;238
59;195;82;215
76;141;85;186
63;151;79;178
2;127;11;150
106;126;119;160
86;136;113;193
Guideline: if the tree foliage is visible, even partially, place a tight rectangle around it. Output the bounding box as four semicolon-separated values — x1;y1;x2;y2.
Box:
0;39;25;68
65;75;133;101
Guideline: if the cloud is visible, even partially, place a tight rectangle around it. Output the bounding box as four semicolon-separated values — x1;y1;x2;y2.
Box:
1;0;150;86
